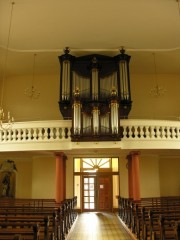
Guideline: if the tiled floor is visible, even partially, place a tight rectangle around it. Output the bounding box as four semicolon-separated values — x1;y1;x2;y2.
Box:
67;212;133;240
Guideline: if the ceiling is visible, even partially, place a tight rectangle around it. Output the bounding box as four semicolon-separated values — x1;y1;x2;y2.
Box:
1;0;180;77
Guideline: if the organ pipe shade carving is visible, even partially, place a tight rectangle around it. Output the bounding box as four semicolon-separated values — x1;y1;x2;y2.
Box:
58;48;132;141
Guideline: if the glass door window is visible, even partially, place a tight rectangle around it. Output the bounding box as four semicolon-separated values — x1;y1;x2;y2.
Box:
83;177;96;210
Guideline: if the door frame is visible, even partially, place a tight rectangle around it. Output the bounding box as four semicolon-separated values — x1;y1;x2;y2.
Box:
73;157;119;212
81;172;113;212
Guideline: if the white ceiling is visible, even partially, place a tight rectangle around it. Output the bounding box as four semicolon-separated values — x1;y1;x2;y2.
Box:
1;0;180;76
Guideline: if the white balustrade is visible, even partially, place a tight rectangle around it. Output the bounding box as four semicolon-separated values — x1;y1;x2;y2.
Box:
0;119;180;151
0;119;180;143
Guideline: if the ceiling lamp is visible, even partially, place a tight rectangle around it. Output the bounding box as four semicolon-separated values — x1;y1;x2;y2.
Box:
149;53;166;97
58;47;132;141
24;53;40;99
0;2;15;130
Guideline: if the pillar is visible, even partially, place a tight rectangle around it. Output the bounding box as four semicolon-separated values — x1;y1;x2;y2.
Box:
127;151;141;200
55;153;66;203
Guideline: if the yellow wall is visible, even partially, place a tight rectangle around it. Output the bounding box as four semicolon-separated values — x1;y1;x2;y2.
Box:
66;155;74;199
2;73;180;122
130;74;180;120
140;155;160;197
119;156;128;198
4;74;61;122
159;157;180;196
0;153;179;200
16;159;32;198
32;156;56;199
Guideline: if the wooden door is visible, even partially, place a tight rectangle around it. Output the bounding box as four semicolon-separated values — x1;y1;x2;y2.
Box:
82;175;112;211
98;175;112;211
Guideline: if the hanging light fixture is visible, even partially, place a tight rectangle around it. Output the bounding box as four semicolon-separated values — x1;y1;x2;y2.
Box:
149;52;167;97
24;53;40;99
0;2;15;130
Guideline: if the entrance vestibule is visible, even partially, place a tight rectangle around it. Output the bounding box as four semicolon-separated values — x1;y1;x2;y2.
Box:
74;157;119;212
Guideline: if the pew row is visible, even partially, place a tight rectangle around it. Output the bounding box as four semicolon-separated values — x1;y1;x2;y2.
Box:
118;196;180;240
0;197;77;240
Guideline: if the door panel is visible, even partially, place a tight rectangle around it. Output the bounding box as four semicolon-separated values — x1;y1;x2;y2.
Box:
98;176;112;211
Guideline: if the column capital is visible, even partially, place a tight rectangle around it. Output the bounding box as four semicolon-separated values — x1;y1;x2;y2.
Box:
126;151;140;161
130;151;140;156
55;152;67;160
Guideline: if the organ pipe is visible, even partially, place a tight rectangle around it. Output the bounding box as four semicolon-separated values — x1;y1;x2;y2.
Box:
116;48;131;102
119;60;129;100
59;47;73;102
73;89;81;135
92;68;99;100
92;107;99;135
91;57;99;100
110;88;119;134
73;102;81;135
62;60;70;100
59;47;132;141
110;100;119;134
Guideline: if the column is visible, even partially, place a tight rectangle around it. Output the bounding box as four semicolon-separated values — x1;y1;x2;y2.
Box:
126;152;140;201
55;153;67;203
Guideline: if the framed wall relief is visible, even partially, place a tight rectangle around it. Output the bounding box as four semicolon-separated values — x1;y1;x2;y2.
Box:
0;160;17;198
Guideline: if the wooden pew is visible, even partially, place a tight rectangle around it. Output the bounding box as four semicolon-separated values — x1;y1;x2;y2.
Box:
140;207;180;240
0;197;77;240
152;216;180;240
118;196;180;240
0;223;39;240
0;216;51;240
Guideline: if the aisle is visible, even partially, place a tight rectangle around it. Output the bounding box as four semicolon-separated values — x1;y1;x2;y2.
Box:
67;212;133;240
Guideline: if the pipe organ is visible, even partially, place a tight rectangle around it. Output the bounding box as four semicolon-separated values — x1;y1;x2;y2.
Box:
58;48;132;141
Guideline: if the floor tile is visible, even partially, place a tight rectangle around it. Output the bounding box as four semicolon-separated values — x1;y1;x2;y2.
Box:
67;212;132;240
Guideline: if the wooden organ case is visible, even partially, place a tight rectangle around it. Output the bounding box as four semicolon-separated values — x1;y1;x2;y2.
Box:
58;48;132;141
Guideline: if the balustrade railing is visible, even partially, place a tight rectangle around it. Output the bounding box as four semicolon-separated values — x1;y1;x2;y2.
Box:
121;119;180;140
0;120;72;143
1;119;180;143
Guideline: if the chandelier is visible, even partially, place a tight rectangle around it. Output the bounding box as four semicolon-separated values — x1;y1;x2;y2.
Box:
24;53;40;99
149;53;167;97
0;2;15;130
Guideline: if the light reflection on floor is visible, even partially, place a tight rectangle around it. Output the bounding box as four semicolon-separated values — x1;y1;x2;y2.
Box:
67;212;132;240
